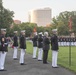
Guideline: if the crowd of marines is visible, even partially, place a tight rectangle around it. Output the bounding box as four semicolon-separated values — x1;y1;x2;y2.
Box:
0;28;76;71
58;36;76;46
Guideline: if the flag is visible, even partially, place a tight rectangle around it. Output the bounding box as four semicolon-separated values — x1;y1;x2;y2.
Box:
68;16;72;31
33;27;36;32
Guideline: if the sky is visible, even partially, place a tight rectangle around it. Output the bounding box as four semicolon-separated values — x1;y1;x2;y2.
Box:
3;0;76;22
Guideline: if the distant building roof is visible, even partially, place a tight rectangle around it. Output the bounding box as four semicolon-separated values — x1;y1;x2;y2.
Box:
14;20;21;24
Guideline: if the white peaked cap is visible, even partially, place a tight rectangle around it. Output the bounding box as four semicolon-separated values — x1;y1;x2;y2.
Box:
14;31;17;33
34;32;37;35
39;32;42;35
52;29;57;32
21;30;25;33
44;32;48;35
1;28;6;31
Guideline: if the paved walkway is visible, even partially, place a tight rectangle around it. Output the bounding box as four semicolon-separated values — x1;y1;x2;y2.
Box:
0;49;76;75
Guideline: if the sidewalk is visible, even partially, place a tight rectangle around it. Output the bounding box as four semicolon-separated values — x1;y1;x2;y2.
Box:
0;49;76;75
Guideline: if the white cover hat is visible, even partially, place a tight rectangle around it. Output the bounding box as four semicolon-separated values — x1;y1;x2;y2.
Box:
39;32;42;35
34;32;37;35
44;32;48;36
1;28;6;31
21;30;25;33
14;31;17;33
52;29;57;32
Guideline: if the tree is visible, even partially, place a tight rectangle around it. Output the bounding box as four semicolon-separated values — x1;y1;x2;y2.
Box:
0;0;14;35
37;26;44;33
19;22;37;37
52;11;76;35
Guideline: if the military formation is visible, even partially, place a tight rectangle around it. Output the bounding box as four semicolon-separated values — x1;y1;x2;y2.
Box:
0;28;76;71
28;29;59;68
0;29;26;71
58;36;76;46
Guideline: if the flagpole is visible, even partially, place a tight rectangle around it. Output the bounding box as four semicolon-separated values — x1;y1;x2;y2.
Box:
68;15;72;66
69;30;71;66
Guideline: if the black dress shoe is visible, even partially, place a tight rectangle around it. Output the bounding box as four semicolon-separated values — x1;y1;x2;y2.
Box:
43;62;49;64
33;58;37;59
52;66;59;68
13;58;18;60
0;69;7;71
38;60;42;61
20;63;26;65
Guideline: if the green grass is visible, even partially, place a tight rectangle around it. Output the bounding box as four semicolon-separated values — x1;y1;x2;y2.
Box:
26;41;76;73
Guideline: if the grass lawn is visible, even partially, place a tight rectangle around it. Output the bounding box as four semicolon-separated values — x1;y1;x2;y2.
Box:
26;41;76;73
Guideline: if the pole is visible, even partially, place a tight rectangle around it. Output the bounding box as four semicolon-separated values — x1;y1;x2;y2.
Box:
68;15;72;66
69;32;71;66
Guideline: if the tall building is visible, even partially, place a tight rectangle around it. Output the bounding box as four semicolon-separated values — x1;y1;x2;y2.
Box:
29;8;52;27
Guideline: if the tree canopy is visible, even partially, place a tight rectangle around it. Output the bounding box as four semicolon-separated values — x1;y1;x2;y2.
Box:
0;1;14;35
52;11;76;35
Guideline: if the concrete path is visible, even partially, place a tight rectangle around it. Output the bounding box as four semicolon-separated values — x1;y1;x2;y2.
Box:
0;49;76;75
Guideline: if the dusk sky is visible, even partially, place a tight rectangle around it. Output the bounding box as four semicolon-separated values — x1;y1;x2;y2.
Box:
3;0;76;22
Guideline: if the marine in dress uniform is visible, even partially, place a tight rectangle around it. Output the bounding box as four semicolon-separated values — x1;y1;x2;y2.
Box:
38;32;43;61
62;37;64;46
13;31;18;60
70;37;73;46
32;32;38;59
19;30;26;65
51;29;59;68
60;36;63;46
0;28;8;71
63;37;66;46
43;32;50;64
66;36;69;46
71;37;74;46
75;37;76;46
58;36;60;46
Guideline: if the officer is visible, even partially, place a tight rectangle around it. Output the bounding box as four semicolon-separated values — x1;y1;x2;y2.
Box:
0;32;1;50
66;36;69;46
43;32;50;64
13;31;18;60
19;30;26;65
60;36;63;46
51;29;59;68
38;32;43;61
0;28;8;71
62;36;64;46
32;32;38;59
58;36;60;46
75;37;76;46
73;37;76;46
63;37;66;46
73;37;75;46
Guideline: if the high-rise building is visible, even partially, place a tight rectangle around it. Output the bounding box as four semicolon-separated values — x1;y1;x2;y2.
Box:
29;8;52;27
